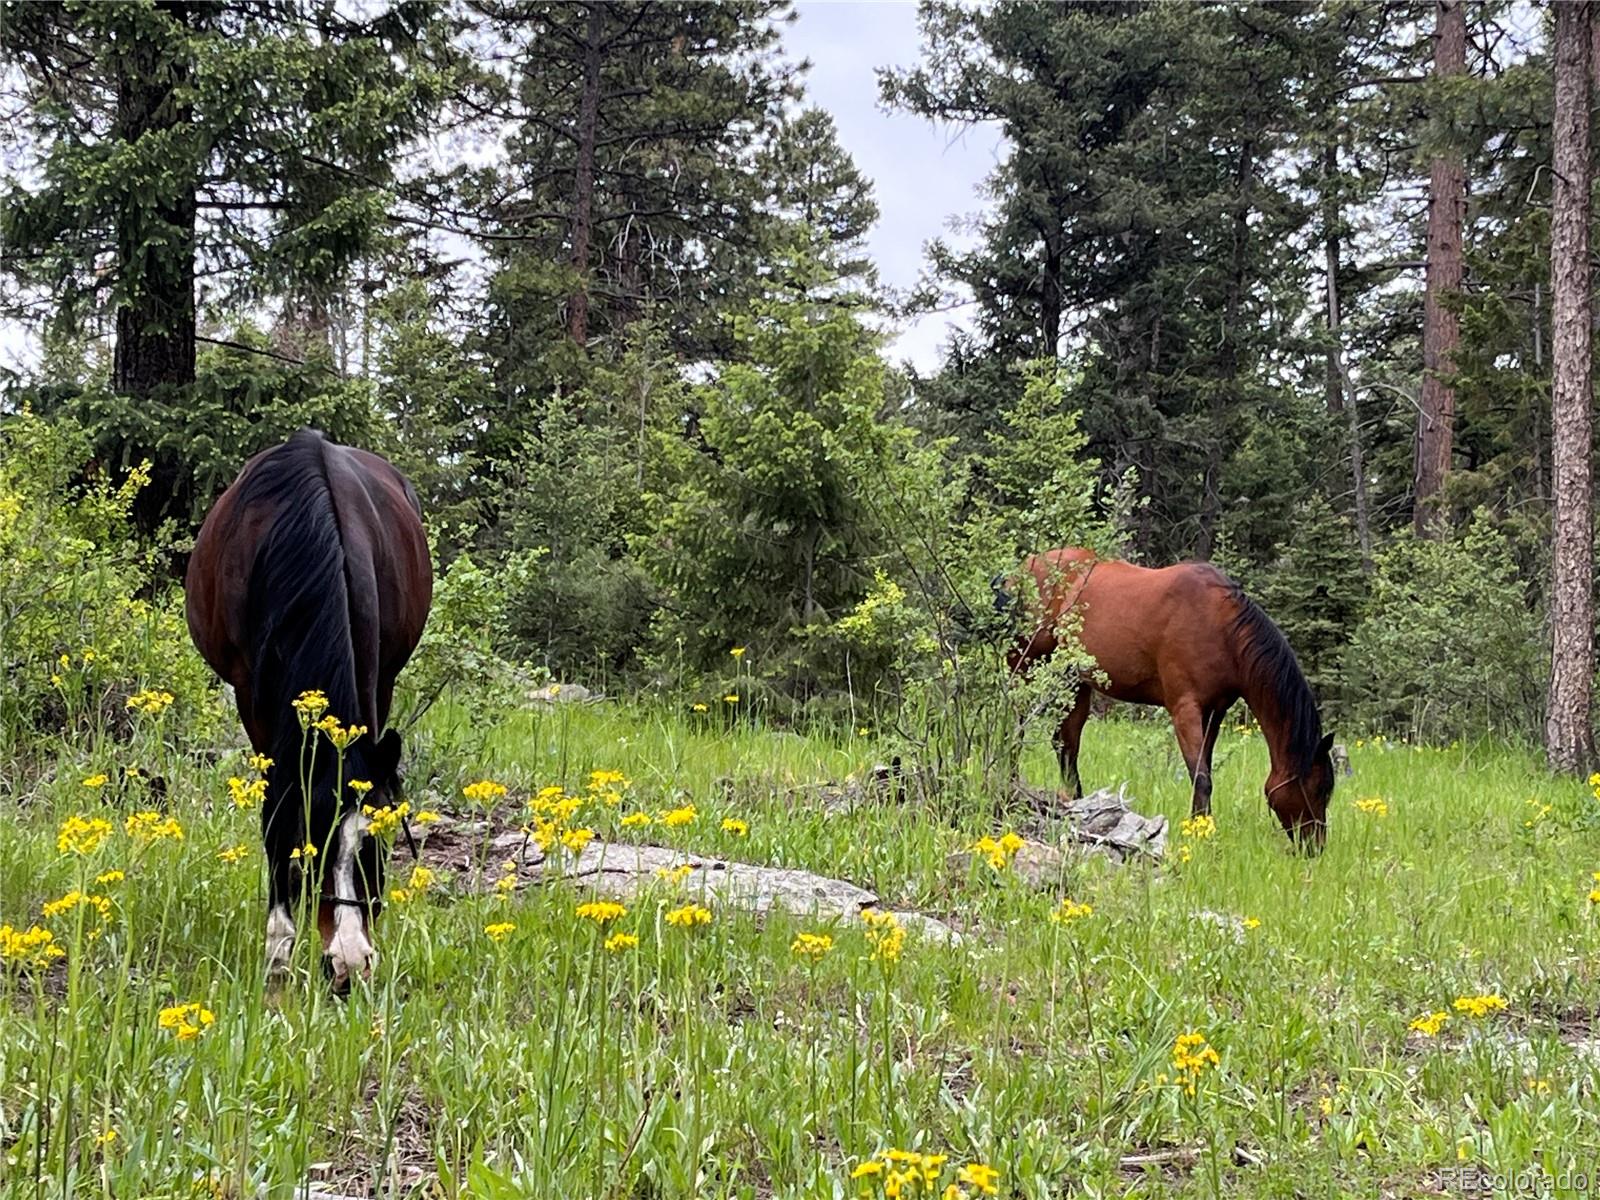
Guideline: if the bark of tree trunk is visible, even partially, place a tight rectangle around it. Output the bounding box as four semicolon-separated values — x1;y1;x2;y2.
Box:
1547;0;1595;775
112;1;197;400
1413;0;1466;537
1040;234;1062;359
567;1;605;346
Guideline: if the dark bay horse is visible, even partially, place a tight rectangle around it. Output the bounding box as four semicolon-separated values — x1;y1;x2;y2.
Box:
1007;547;1334;847
186;430;432;988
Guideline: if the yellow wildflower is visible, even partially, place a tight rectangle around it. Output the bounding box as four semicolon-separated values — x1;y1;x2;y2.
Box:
1410;1010;1450;1037
291;689;329;725
247;753;274;773
692;703;708;713
1180;814;1217;839
861;908;905;963
388;864;435;904
158;1002;215;1042
414;810;441;825
621;811;652;828
957;1164;1000;1196
721;817;749;837
559;827;595;854
723;693;739;704
362;801;410;839
42;890;113;922
654;863;693;884
852;1162;885;1180
94;869;125;885
730;646;746;659
576;900;627;925
217;844;250;864
791;932;834;961
289;842;317;860
665;903;712;928
1353;796;1388;817
1243;916;1261;930
604;932;639;953
1051;898;1093;923
314;715;367;751
227;776;267;809
463;779;509;806
125;810;184;844
125;689;175;715
971;832;1024;869
1170;1031;1221;1096
0;923;65;969
82;773;109;789
57;814;113;855
484;921;516;943
661;804;697;828
1452;994;1508;1019
349;779;373;796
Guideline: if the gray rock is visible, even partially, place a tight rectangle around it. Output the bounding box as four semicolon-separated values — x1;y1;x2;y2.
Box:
512;839;961;944
527;682;595;704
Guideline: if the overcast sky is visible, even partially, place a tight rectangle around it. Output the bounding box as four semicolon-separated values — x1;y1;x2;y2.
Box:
785;1;1004;370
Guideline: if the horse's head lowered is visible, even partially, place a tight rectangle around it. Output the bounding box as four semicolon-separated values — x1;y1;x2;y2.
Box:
1265;731;1335;852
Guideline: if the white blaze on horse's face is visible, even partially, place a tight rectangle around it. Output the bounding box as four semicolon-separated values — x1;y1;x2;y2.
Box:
324;808;377;990
266;903;295;978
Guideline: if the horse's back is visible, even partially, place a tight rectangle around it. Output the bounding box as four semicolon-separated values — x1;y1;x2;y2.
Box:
186;431;431;731
1025;548;1241;706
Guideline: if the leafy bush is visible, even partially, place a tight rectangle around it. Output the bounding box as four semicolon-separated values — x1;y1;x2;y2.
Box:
0;410;219;761
1343;511;1546;743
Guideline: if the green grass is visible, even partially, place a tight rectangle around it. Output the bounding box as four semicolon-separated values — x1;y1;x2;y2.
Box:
3;701;1600;1199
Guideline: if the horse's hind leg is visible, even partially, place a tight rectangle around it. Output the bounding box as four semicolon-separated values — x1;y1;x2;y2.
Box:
1054;686;1092;800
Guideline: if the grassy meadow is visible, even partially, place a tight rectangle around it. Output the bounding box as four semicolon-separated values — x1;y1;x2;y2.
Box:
3;699;1600;1199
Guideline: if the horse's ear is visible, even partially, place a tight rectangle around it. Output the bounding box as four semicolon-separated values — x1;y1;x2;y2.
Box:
1317;732;1335;757
372;729;403;784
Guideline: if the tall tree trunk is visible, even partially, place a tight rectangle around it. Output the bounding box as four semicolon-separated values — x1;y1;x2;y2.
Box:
1323;143;1373;568
1413;0;1466;537
567;1;605;346
1040;232;1062;358
112;1;196;400
112;1;197;538
1547;0;1595;774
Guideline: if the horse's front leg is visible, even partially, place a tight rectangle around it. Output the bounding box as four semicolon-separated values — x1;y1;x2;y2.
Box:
1168;699;1219;818
265;859;296;979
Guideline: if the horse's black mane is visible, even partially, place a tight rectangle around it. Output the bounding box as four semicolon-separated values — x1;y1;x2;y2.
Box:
239;430;378;802
1224;578;1324;770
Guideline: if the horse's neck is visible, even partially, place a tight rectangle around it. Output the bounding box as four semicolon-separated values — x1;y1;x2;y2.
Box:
1239;673;1299;777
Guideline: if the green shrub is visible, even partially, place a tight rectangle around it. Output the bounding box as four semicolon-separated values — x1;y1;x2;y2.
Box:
1343;511;1545;743
0;410;219;762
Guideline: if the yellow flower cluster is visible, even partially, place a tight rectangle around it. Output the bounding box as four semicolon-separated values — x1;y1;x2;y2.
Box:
57;814;113;856
314;715;367;751
362;800;410;839
95;869;124;885
791;931;834;961
527;785;593;855
463;779;509;806
1050;898;1093;924
389;865;436;905
722;817;749;837
1179;814;1216;840
850;1149;999;1198
0;923;65;969
484;921;516;943
1353;796;1388;817
125;810;184;844
494;859;518;897
1523;798;1552;828
577;900;627;925
604;931;638;953
665;903;712;928
1167;1031;1221;1096
971;831;1025;870
661;804;698;828
158;1002;215;1042
42;890;113;922
125;689;175;715
248;753;274;773
1452;993;1508;1018
587;769;630;807
655;864;693;884
227;775;267;810
82;773;109;789
1409;1010;1449;1037
862;908;905;964
1589;870;1600;905
217;844;250;863
621;812;652;828
289;842;317;860
291;689;329;725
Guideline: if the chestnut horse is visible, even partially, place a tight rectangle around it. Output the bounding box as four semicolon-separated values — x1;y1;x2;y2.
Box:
186;430;432;989
1005;547;1334;847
